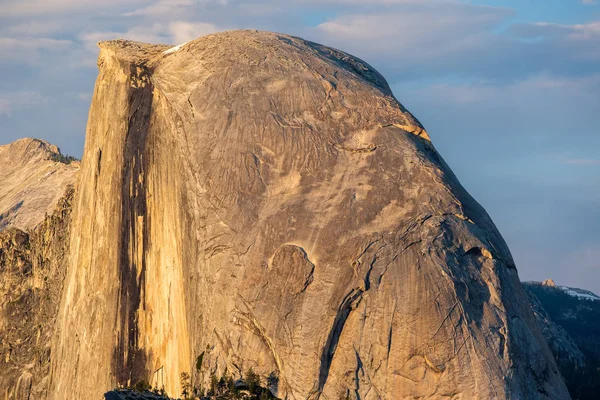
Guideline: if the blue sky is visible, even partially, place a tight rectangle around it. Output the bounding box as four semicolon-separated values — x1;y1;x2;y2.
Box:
0;0;598;292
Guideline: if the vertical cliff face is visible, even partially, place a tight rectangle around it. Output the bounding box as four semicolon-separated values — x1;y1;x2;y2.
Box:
49;31;569;399
49;40;190;397
0;189;73;400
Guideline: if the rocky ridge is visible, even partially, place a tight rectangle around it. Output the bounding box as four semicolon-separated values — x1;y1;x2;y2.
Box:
539;279;600;302
0;138;79;232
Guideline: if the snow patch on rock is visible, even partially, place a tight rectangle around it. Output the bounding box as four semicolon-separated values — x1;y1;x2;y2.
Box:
163;41;189;55
559;286;600;301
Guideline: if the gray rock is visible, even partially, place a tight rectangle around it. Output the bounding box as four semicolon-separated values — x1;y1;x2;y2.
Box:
45;31;569;399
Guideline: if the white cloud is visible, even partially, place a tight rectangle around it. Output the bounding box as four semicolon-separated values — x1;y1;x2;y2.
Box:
0;37;72;51
169;21;220;43
0;0;145;16
513;21;600;40
566;21;600;40
580;0;597;5
80;25;170;48
3;20;66;36
399;74;600;115
302;0;450;4
124;0;196;16
316;4;513;44
124;0;228;17
76;20;221;66
77;26;171;66
309;2;600;84
562;158;600;166
314;3;513;55
0;37;72;63
80;21;220;47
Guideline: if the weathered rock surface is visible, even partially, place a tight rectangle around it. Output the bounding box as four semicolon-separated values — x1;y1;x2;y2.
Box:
47;31;570;399
0;138;79;232
0;188;73;399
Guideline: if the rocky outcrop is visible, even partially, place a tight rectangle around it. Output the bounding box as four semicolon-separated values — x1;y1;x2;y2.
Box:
0;188;73;400
47;31;569;399
0;138;79;232
542;279;558;288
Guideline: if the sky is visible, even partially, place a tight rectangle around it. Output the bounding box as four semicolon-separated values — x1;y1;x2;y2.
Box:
0;0;598;293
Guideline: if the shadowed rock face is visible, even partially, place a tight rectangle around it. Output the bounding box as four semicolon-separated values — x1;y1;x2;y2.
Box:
0;189;74;400
524;287;585;369
48;31;569;399
0;138;77;399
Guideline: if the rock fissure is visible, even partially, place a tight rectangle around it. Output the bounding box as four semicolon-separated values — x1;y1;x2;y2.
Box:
317;288;364;394
113;61;154;386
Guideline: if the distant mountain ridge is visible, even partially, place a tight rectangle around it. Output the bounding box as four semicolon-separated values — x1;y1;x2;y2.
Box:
524;280;600;400
0;138;78;232
534;279;600;301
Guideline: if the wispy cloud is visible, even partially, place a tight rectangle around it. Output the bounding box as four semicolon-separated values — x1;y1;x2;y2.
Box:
3;20;66;36
314;5;600;82
76;20;221;66
0;37;72;51
80;25;169;49
562;158;600;166
169;21;220;43
0;37;72;64
512;21;600;41
0;91;47;116
124;0;228;17
0;0;145;16
411;73;600;103
79;21;220;48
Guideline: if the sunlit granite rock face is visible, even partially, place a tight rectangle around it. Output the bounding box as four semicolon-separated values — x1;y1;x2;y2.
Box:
47;31;569;399
0;138;78;232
